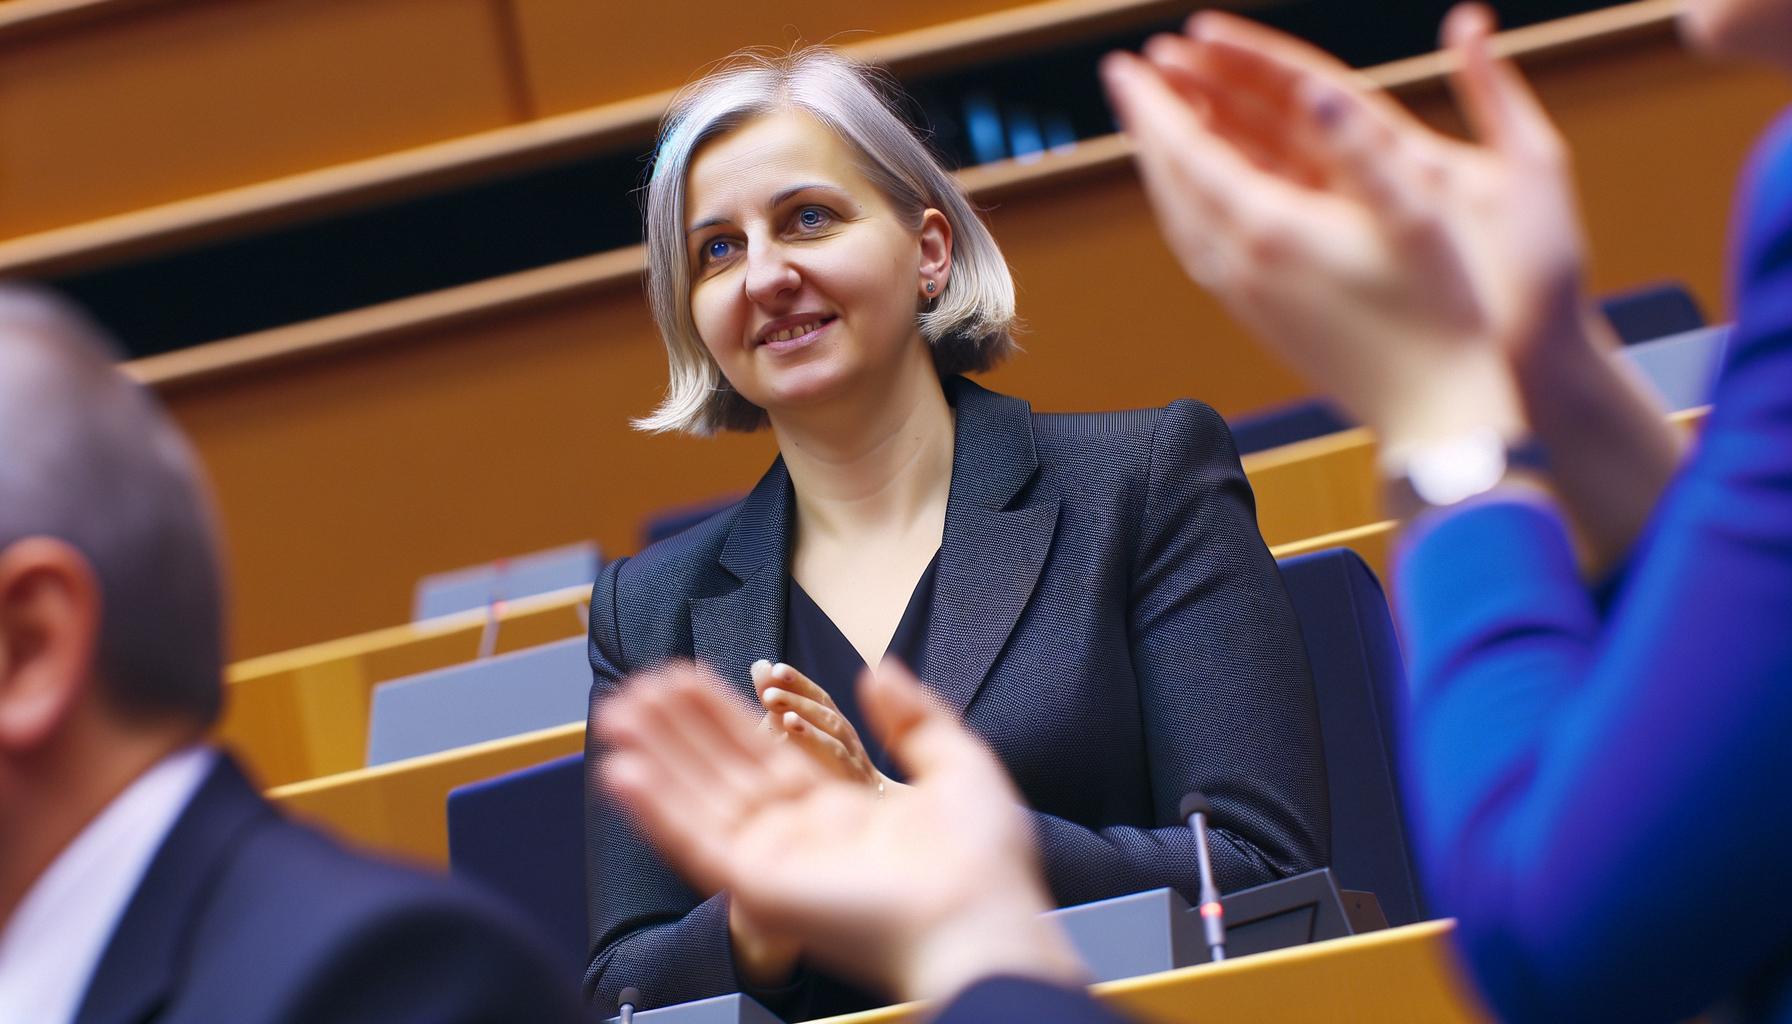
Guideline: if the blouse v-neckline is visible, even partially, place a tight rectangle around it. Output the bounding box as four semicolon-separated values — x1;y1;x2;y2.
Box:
783;549;942;773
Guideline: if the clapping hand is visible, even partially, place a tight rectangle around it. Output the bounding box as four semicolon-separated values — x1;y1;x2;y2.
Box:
596;659;1084;1004
1100;4;1602;464
751;659;889;789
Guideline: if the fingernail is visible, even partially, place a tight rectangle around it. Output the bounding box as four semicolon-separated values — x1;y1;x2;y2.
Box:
752;659;771;675
763;687;784;705
1307;85;1344;130
772;663;793;679
785;712;803;731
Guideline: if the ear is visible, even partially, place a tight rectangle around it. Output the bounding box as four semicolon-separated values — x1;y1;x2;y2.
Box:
917;208;954;298
0;539;101;753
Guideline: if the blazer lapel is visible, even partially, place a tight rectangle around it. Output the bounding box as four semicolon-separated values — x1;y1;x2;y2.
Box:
925;377;1061;719
689;458;793;706
73;755;270;1024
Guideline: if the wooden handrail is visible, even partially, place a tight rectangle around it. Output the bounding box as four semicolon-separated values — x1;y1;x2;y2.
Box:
6;0;1676;286
0;0;1210;278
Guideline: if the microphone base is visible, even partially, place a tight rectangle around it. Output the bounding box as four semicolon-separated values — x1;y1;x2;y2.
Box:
1046;868;1381;983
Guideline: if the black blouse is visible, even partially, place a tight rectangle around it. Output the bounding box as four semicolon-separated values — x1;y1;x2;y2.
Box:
781;550;940;778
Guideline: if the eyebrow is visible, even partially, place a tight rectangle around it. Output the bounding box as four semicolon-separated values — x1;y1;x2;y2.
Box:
685;182;852;236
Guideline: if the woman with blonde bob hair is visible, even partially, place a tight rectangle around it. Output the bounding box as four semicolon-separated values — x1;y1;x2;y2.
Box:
584;46;1328;1018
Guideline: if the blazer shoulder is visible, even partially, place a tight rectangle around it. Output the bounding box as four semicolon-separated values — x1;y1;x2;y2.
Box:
602;498;743;611
1031;398;1232;481
181;796;579;1021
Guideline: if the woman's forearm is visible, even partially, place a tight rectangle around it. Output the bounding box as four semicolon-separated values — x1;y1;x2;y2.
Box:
1511;312;1688;576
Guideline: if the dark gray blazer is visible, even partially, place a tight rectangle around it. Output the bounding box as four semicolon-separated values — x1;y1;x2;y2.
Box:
582;376;1328;1015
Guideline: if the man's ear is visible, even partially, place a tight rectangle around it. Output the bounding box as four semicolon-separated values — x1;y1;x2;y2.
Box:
917;208;954;297
0;539;101;753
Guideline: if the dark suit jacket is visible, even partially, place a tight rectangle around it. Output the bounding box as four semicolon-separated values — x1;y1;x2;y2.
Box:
582;376;1329;1016
73;754;581;1024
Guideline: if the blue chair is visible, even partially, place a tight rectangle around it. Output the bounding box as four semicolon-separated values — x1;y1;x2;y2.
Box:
1228;398;1354;456
642;495;740;547
1617;324;1730;412
412;541;600;622
1277;547;1426;926
1599;280;1707;345
448;754;586;975
365;636;589;766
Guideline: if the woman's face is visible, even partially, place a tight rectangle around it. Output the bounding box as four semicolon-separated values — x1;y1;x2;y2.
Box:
683;111;949;419
1680;0;1792;66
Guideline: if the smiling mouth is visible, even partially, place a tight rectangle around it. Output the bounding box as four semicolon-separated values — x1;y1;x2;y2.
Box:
758;316;836;347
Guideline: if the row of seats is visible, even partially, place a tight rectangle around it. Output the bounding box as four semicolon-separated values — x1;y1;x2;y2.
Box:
216;325;1720;794
372;323;1723;774
257;521;1395;869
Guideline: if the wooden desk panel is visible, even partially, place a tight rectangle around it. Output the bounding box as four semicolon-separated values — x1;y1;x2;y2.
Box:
0;0;521;238
221;513;1402;791
816;920;1489;1023
264;721;583;866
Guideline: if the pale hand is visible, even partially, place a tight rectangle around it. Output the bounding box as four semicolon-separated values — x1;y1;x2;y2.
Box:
1100;4;1596;460
752;659;888;790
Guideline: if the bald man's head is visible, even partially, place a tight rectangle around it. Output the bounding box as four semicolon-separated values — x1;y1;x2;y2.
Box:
0;287;224;726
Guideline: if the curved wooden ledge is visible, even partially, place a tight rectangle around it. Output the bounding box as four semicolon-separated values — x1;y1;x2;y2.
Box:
0;0;179;37
9;0;1675;284
113;0;1684;393
0;0;1203;278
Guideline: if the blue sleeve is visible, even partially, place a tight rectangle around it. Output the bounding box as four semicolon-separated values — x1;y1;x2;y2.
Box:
1032;400;1329;902
1395;110;1792;1024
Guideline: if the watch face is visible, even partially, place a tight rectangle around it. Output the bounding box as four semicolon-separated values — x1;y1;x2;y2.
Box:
1407;430;1509;507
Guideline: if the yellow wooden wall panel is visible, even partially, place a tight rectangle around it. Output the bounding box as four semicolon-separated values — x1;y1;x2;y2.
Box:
159;279;778;660
145;21;1782;660
0;0;522;237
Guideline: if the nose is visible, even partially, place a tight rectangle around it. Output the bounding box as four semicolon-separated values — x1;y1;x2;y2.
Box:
743;239;800;306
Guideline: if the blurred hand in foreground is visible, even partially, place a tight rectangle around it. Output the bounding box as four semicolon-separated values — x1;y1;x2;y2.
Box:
1100;3;1592;460
596;658;1085;1005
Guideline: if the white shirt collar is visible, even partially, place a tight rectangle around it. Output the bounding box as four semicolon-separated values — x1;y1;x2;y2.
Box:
0;744;216;1024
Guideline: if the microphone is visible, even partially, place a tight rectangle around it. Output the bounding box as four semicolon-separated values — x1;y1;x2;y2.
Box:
1179;792;1227;962
617;985;641;1024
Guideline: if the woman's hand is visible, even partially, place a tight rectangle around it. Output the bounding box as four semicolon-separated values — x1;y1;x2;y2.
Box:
1100;4;1597;462
752;659;887;789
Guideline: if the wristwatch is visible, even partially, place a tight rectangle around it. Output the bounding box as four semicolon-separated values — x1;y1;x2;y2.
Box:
1381;428;1549;518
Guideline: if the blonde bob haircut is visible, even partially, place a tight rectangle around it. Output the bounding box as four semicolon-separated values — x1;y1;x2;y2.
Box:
635;46;1019;435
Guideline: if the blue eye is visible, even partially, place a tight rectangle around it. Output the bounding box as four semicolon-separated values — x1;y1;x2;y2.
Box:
797;207;828;230
704;238;734;262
